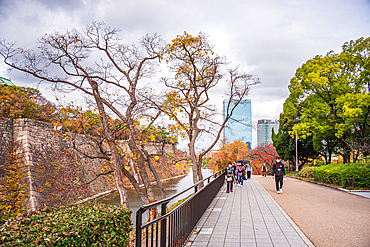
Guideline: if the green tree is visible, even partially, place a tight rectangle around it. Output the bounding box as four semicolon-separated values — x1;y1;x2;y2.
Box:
283;36;370;164
272;112;319;170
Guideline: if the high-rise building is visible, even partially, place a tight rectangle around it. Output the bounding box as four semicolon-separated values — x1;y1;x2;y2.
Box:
223;99;252;147
257;119;279;146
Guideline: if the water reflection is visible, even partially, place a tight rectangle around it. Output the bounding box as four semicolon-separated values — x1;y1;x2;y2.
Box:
97;167;213;224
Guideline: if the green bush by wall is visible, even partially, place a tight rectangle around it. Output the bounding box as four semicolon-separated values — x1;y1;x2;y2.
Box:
0;202;132;246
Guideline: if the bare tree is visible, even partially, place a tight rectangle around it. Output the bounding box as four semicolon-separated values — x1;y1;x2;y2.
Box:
0;22;165;210
148;32;260;186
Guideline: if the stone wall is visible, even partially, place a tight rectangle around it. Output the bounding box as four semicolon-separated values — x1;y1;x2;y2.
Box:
0;117;181;211
0;117;13;175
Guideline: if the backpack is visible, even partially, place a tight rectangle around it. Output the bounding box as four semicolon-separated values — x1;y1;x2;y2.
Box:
226;167;233;177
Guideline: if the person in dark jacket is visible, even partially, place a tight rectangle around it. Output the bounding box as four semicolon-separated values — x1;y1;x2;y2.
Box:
262;163;267;177
225;162;235;193
272;157;286;194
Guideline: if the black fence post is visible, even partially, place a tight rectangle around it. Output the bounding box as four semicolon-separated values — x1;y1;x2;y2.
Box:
160;203;167;247
136;208;143;247
136;170;225;247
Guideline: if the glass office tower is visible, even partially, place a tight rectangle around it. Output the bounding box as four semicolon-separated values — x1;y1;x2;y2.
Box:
257;119;279;146
223;99;252;147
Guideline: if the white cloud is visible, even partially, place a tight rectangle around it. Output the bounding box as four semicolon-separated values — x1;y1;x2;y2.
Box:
1;0;369;149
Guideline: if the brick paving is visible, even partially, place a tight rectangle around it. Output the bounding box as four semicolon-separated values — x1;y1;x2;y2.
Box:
185;178;313;247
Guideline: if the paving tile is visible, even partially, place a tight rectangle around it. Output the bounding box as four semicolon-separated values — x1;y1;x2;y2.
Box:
272;244;291;247
194;234;211;242
190;241;209;246
271;239;290;246
184;178;310;247
206;241;225;247
256;243;273;247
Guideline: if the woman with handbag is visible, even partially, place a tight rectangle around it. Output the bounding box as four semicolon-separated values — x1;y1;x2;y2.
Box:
225;162;235;193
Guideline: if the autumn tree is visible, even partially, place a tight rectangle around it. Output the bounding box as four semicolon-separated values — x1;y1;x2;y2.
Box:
0;22;166;210
0;84;55;122
156;32;259;185
208;140;250;171
249;143;278;172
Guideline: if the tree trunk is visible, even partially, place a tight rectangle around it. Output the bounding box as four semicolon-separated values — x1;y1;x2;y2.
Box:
143;148;166;200
129;159;140;184
188;142;199;185
197;154;204;185
121;166;149;205
89;79;129;208
128;140;158;220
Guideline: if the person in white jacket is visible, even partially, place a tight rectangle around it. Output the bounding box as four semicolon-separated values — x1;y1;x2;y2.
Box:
246;164;252;179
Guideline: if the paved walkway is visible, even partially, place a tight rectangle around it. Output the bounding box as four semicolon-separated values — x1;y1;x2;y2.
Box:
185;178;313;247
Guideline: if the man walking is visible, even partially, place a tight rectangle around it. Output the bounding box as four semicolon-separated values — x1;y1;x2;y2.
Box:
272;157;286;194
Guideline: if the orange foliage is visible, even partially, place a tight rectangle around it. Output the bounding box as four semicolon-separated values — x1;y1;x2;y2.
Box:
0;85;55;122
208;140;250;172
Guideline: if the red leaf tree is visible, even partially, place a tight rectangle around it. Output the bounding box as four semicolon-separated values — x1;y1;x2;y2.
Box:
250;143;278;174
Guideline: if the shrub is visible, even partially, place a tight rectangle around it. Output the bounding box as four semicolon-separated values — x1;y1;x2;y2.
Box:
313;163;342;185
297;166;315;179
0;201;132;246
340;163;370;189
313;162;370;189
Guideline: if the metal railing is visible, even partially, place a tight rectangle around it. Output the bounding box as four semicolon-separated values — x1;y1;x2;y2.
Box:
136;170;225;247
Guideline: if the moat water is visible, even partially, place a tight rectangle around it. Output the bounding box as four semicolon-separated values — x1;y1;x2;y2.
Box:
97;167;213;224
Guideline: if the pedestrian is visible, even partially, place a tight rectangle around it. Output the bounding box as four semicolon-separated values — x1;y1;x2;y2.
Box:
272;157;286;194
236;161;245;187
232;162;238;184
262;163;267;177
225;162;235;193
246;163;252;179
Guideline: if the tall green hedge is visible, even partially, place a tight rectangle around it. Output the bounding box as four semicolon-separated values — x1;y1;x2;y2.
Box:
0;202;132;246
313;162;370;189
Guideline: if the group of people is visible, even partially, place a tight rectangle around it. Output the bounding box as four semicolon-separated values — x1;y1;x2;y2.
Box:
224;160;252;193
224;157;287;194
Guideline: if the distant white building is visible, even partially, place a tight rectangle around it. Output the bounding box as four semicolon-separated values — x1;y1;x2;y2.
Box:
257;119;279;146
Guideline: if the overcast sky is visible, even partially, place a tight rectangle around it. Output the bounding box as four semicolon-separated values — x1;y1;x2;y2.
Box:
1;0;370;149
